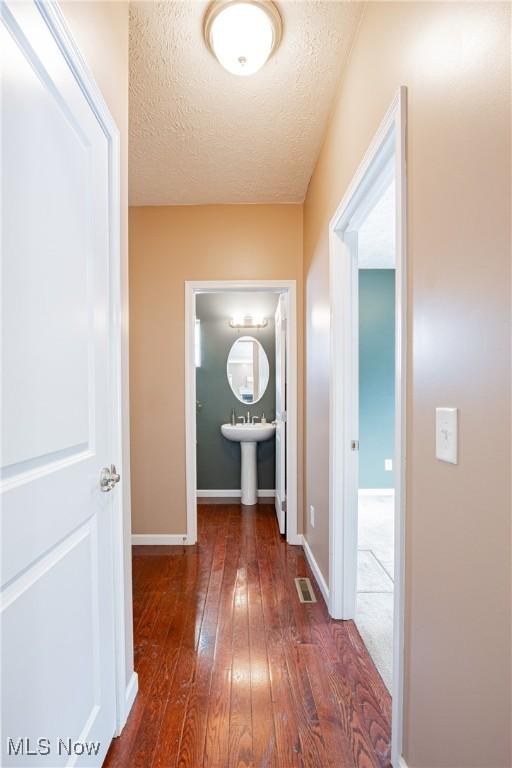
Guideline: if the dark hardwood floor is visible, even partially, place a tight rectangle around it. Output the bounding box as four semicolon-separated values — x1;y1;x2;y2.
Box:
104;504;391;768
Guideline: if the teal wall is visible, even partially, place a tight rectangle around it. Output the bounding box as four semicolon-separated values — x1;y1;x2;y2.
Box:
196;295;276;491
359;269;395;489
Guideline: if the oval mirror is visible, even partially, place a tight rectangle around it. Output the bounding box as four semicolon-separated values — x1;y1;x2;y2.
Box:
227;335;269;404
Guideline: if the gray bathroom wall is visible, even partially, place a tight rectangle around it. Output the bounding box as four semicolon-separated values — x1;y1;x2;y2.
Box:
196;292;278;491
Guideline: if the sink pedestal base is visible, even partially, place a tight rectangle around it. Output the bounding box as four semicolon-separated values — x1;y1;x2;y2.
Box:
240;441;257;505
221;423;275;505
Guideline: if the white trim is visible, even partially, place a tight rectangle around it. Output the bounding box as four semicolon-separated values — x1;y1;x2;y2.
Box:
132;534;189;545
392;86;408;768
185;280;301;546
358;488;395;497
197;489;276;498
397;757;409;768
35;1;135;736
301;535;329;607
328;87;407;768
124;672;138;726
328;230;359;619
184;283;198;545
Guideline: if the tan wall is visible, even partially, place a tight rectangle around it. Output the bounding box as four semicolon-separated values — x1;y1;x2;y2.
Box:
303;2;511;766
61;0;134;686
129;204;303;535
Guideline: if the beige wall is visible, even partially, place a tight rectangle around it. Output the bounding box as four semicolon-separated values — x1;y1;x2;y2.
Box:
79;2;510;761
129;204;303;535
303;3;511;766
61;0;134;688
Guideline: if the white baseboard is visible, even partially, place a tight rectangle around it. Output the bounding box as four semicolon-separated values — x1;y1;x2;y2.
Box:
301;535;329;606
116;671;138;735
397;757;409;768
196;489;275;498
131;534;189;545
358;488;395;497
125;671;138;717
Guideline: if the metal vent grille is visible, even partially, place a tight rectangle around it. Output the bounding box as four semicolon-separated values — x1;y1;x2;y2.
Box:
294;577;317;603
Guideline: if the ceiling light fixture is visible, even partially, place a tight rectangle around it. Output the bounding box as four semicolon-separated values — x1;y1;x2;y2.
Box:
204;0;282;77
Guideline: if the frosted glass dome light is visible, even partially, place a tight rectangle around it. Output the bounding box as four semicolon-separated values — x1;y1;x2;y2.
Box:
204;1;282;77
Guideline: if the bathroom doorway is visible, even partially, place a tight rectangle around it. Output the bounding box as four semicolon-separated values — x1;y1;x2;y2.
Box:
184;281;300;546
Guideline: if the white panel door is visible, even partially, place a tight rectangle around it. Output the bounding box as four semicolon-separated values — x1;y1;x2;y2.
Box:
1;3;117;765
274;295;287;534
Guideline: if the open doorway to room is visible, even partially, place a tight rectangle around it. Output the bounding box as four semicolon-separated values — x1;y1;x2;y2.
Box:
356;180;396;692
194;291;280;512
329;89;406;766
184;281;300;546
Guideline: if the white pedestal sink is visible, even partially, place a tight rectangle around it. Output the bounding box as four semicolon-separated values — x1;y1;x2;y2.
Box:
221;423;276;505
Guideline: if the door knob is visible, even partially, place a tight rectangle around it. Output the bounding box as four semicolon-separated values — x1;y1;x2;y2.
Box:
110;464;120;484
100;465;121;492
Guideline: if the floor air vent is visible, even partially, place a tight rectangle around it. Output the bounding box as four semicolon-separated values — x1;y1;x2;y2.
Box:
294;577;317;603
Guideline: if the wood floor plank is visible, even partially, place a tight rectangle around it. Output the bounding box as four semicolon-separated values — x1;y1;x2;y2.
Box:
176;513;229;767
151;545;214;768
104;504;391;768
301;643;356;768
265;627;304;768
146;517;215;768
294;557;392;767
229;546;253;765
246;514;278;768
203;666;232;768
103;554;188;768
203;508;239;768
283;642;329;768
126;555;190;768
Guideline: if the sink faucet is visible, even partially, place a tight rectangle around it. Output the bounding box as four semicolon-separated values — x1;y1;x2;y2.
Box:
236;415;246;425
251;415;261;424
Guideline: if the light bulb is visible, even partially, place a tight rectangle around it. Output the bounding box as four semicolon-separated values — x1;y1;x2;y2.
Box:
205;1;281;77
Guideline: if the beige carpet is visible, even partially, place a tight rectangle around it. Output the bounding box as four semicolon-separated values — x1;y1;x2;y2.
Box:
356;494;394;691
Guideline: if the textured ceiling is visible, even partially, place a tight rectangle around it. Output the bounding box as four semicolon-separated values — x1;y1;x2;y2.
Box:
129;1;363;205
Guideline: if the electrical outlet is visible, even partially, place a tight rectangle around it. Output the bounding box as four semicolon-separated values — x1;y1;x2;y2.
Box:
310;505;315;528
385;459;393;471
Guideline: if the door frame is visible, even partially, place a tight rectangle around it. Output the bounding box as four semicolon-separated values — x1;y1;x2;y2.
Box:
185;280;300;545
274;293;287;533
36;0;136;734
328;87;407;766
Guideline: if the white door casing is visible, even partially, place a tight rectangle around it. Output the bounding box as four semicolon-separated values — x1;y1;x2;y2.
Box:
184;281;300;546
328;87;407;767
274;294;287;533
1;2;122;764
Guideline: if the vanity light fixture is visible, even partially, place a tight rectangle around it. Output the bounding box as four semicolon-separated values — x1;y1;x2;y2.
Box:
204;0;283;77
229;315;268;329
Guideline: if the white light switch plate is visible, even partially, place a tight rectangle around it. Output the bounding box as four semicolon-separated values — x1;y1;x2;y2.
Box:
436;407;458;464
